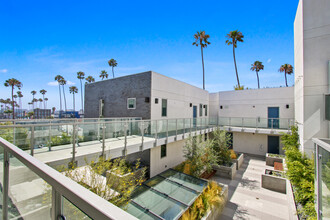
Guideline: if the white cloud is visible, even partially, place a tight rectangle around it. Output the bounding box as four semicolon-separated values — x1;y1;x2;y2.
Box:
0;69;8;73
48;81;75;86
267;58;271;63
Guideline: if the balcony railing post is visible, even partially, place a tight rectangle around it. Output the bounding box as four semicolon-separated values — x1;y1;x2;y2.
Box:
166;119;169;139
242;118;244;127
271;119;273;130
256;118;258;129
102;123;105;156
13;121;16;145
155;120;158;139
123;122;128;156
183;119;185;136
72;124;76;163
30;126;35;156
51;187;62;220
175;119;178;137
3;150;9;220
141;121;144;151
49;124;52;151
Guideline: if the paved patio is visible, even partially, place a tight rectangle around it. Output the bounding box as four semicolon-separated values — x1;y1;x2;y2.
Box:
211;155;296;220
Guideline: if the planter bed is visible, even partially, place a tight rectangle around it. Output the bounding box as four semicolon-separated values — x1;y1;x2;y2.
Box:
213;162;237;180
106;167;144;191
261;169;286;193
266;153;284;166
232;153;244;170
201;183;229;220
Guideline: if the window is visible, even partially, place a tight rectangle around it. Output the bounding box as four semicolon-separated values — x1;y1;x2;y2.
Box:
162;99;167;117
205;105;208;116
127;98;136;109
199;104;203;117
161;144;167;158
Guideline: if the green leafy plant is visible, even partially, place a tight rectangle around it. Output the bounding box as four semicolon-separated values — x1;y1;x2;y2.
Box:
281;126;316;219
211;129;232;166
0;122;29;150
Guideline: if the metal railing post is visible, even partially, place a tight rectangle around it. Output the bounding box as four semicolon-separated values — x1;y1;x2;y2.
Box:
102;123;105;156
51;187;62;220
166;119;169;140
48;125;52;151
13;121;16;145
3;150;9;220
123;122;128;156
175;119;178;137
183;119;185;135
72;124;76;163
30;126;35;156
140;121;144;151
242;118;244;127
271;119;273;130
155;120;158;139
256;118;258;129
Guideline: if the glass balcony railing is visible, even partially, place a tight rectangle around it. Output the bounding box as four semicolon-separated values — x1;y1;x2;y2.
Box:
0;116;294;165
313;138;330;219
0;137;137;220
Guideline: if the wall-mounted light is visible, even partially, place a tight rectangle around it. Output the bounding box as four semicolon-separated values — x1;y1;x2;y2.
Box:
190;103;192;107
286;104;289;109
220;105;223;109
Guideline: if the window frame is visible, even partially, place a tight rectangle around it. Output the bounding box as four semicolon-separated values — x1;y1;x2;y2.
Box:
205;105;208;116
161;99;167;117
161;144;167;158
199;104;203;117
127;98;136;109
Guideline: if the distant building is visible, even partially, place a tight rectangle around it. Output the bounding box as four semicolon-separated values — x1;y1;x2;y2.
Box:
59;111;80;118
33;108;51;119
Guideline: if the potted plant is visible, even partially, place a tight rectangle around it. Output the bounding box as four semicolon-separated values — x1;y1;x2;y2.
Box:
211;129;237;180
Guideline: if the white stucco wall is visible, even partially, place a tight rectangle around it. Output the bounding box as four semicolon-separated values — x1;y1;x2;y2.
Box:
149;140;185;177
233;132;284;156
150;72;209;120
210;87;294;119
294;0;330;154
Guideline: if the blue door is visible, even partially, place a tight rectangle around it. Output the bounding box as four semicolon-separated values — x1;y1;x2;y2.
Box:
268;136;279;154
268;107;279;128
193;106;197;127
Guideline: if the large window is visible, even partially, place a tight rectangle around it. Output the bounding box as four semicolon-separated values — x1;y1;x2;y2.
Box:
205;105;208;116
161;144;167;158
127;98;136;109
199;104;203;117
162;99;167;117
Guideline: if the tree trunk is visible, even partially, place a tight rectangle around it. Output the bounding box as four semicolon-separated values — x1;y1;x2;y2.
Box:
58;84;62;112
62;85;67;111
201;46;205;90
112;67;114;78
43;95;45;109
12;86;14;119
73;94;75;112
233;45;240;88
256;71;260;89
80;79;83;114
285;71;288;87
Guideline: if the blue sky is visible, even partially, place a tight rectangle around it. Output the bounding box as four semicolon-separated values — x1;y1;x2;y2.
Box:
0;0;299;111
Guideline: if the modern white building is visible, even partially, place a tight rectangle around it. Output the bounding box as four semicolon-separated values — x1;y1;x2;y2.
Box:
294;0;330;154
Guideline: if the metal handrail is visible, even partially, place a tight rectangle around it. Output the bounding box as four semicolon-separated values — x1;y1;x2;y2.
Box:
0;137;137;220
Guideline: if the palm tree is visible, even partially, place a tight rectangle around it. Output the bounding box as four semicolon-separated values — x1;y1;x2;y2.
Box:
69;86;78;112
44;98;48;109
59;78;67;112
226;30;244;88
31;90;37;109
40;89;47;109
28;102;33;110
108;59;118;78
85;76;95;84
4;78;22;119
52;107;56;114
77;71;85;113
99;70;108;80
250;61;264;89
38;98;43;109
55;75;64;112
192;31;211;90
279;64;294;87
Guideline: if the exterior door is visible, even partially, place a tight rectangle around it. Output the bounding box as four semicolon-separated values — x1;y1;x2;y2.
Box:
268;107;279;128
268;136;279;154
193;106;197;127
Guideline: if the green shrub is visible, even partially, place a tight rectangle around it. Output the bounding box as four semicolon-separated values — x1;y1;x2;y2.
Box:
211;129;231;166
281;126;316;219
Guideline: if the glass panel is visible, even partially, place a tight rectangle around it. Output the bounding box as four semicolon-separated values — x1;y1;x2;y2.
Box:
320;146;330;218
131;185;186;220
8;153;52;219
143;121;154;139
177;119;184;135
160;169;207;192
231;117;243;127
243;118;257;128
62;196;92;220
157;120;167;139
168;119;176;136
257;118;268;129
218;117;229;126
124;202;160;220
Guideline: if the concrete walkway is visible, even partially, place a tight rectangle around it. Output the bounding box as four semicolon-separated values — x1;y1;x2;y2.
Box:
212;155;293;220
